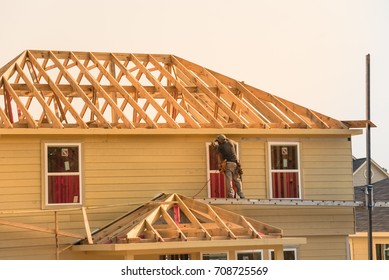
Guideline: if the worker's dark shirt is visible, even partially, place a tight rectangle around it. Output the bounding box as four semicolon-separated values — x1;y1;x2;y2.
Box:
216;139;238;162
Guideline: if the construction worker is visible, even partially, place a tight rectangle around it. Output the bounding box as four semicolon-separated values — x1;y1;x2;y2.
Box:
212;134;245;199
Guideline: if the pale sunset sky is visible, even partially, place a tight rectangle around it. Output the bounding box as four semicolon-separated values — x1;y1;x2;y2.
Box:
1;0;388;170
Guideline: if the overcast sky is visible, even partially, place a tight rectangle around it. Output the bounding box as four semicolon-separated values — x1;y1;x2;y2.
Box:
1;0;388;170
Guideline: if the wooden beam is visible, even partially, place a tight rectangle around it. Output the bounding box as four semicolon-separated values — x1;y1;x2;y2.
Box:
15;64;64;128
206;204;237;239
145;220;165;242
111;54;180;128
148;55;224;128
49;51;111;128
197;66;266;125
82;207;93;245
130;54;201;129
171;56;247;127
25;51;88;128
2;79;37;128
160;207;188;241
70;52;134;128
0;107;13;128
171;195;210;235
89;53;158;128
0;219;84;239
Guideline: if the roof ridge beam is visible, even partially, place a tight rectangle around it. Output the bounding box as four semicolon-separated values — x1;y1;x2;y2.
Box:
130;54;201;129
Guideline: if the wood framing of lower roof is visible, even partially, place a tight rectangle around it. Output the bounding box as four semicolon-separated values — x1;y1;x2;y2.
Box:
0;50;368;130
70;193;306;259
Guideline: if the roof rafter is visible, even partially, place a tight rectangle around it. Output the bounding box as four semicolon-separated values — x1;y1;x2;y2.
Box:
49;51;111;128
131;54;201;128
0;50;364;130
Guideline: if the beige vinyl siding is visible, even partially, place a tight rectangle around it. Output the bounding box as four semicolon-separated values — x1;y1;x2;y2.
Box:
299;236;350;260
239;139;267;198
301;139;354;200
83;134;210;205
349;233;389;260
0;133;356;260
222;205;355;237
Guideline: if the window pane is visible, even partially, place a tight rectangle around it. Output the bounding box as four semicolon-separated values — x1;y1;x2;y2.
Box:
271;145;298;170
272;172;299;198
270;250;296;260
237;252;262;260
48;175;80;204
48;146;79;173
202;253;227;260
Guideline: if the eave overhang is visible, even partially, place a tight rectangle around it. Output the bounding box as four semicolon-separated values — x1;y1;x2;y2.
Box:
0;127;363;136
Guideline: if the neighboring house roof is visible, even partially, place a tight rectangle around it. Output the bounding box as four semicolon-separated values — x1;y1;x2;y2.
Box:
72;193;305;256
354;178;389;232
353;157;367;173
353;157;389;184
0;50;368;130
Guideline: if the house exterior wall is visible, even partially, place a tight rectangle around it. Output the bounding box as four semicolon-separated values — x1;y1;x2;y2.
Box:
349;233;389;260
0;132;355;260
353;164;389;187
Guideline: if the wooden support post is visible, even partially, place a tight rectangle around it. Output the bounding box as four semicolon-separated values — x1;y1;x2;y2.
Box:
55;211;59;260
82;207;93;244
273;245;284;260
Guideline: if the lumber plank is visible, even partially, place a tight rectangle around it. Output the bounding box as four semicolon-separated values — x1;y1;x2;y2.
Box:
15;64;63;128
89;53;157;128
148;55;223;128
49;51;111;128
2;79;37;128
171;56;247;128
131;54;201;129
26;51;88;128
111;54;180;128
70;52;134;128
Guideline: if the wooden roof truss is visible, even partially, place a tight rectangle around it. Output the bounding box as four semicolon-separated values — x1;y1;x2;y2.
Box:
84;193;282;245
0;50;360;129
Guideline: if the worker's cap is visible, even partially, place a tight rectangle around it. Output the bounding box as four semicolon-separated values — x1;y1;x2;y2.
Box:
216;134;227;143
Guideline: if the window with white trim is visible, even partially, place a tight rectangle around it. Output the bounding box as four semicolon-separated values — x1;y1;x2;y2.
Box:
269;143;301;199
45;143;82;205
269;248;297;260
201;252;228;260
376;244;389;260
236;250;263;260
